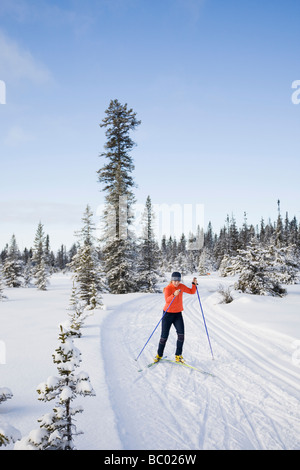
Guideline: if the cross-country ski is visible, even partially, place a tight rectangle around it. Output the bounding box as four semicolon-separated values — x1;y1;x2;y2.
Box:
159;358;216;377
138;356;214;376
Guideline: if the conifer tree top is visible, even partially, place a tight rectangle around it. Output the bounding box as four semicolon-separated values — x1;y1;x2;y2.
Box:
97;99;141;198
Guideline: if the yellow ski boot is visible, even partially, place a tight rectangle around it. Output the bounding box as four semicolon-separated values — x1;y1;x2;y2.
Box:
175;355;185;363
154;354;162;363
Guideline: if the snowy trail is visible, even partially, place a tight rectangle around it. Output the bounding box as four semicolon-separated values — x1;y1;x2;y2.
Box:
100;281;300;450
1;274;299;450
197;289;300;393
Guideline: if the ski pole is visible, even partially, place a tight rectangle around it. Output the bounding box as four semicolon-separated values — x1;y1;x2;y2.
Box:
135;292;178;362
196;286;214;360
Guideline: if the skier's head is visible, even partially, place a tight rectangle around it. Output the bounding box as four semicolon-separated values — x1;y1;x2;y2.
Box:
171;271;181;282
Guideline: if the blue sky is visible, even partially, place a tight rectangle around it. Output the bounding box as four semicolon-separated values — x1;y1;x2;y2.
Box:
0;0;300;251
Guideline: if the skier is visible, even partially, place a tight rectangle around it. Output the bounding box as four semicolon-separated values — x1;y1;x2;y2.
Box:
154;272;197;364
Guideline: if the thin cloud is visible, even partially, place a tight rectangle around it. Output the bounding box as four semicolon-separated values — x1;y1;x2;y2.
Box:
0;29;52;84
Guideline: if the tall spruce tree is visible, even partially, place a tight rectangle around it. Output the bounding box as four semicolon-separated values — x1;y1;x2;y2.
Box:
2;235;22;288
97;99;141;294
137;196;161;292
70;205;103;309
32;222;49;290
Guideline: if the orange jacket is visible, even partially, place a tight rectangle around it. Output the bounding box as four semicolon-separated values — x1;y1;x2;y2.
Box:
163;282;197;313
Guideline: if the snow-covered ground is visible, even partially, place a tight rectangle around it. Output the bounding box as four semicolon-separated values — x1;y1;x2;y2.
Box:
0;273;299;450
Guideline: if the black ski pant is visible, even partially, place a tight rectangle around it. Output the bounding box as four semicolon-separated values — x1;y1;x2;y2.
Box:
157;311;185;357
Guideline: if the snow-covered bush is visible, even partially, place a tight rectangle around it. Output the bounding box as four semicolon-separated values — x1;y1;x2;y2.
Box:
268;244;299;285
217;284;234;304
0;267;7;300
23;257;33;287
66;281;100;338
0;387;13;403
220;238;290;297
0;422;21;447
198;247;214;276
65;284;88;338
15;325;95;450
0;387;21;447
2;235;23;288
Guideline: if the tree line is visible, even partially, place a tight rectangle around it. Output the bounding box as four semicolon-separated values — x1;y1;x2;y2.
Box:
1;100;300;300
1;200;299;298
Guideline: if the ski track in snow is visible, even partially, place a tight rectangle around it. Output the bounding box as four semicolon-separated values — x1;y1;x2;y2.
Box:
101;285;300;450
1;274;299;450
